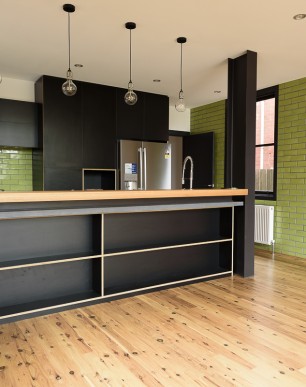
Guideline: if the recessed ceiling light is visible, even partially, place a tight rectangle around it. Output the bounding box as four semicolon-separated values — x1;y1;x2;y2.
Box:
153;79;161;82
74;64;83;68
293;14;306;20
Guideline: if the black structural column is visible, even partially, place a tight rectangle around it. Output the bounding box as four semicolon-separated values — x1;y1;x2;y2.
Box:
225;50;257;277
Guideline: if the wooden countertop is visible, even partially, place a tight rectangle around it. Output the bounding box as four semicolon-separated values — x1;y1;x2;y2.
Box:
0;189;248;203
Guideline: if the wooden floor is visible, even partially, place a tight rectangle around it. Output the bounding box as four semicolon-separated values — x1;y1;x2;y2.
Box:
1;251;306;387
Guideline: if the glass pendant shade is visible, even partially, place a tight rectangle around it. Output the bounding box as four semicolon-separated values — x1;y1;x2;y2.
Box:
62;69;77;96
124;81;137;105
175;90;186;112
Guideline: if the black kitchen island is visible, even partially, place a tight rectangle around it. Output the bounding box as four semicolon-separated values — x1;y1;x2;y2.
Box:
0;189;248;323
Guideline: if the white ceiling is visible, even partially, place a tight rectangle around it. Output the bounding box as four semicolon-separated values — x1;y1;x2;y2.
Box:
1;0;306;108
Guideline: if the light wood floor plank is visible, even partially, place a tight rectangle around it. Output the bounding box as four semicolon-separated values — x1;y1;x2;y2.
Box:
0;251;306;386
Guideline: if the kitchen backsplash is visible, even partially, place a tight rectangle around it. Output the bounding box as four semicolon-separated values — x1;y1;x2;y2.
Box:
0;147;33;191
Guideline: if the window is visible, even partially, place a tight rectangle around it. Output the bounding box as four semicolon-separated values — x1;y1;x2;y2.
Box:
255;86;278;200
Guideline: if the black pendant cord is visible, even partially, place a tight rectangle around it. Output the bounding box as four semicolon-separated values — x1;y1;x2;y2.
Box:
129;28;132;84
180;43;183;93
68;12;71;71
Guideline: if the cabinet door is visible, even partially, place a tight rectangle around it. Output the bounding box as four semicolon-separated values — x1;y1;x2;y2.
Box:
116;87;144;140
83;83;116;169
42;76;83;169
43;167;82;190
183;132;214;189
143;93;169;142
0;98;38;148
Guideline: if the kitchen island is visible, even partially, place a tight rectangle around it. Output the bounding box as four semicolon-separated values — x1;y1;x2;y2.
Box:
0;189;248;323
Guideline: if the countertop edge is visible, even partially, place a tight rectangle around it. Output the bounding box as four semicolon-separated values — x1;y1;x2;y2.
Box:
0;189;248;203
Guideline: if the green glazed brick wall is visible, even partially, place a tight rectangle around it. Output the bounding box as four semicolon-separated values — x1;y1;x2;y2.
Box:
191;77;306;258
190;100;225;188
0;148;33;191
258;77;306;258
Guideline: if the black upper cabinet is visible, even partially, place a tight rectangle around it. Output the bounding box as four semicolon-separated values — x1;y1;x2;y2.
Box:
143;93;169;142
116;88;169;142
0;98;38;148
34;75;169;190
35;76;117;190
83;83;116;169
40;76;83;169
116;87;145;140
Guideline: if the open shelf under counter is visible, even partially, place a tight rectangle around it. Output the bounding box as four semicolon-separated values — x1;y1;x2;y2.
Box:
0;291;102;320
0;188;248;323
0;259;102;321
104;242;233;296
0;252;102;270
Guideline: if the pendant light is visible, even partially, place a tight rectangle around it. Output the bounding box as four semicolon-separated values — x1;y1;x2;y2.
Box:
175;37;187;112
124;22;137;105
62;4;77;96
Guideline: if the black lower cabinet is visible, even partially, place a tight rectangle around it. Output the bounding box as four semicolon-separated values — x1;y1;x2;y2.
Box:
0;202;237;323
103;207;233;296
0;260;101;316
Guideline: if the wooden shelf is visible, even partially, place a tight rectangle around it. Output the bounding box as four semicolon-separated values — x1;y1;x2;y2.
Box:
104;238;232;256
0;291;101;319
104;269;232;297
0;251;101;270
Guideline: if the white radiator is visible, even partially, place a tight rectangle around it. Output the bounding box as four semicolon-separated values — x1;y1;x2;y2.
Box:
254;205;275;245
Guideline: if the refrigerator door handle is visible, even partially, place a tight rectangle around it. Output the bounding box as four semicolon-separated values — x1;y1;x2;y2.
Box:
143;147;147;190
138;147;143;190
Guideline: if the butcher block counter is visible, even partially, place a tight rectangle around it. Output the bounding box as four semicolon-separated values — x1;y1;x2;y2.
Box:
0;189;249;323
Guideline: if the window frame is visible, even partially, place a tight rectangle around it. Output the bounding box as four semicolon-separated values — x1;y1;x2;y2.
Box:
255;85;278;201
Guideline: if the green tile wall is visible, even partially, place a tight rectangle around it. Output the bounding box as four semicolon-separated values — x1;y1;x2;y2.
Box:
270;77;306;257
191;77;306;259
191;100;225;188
0;148;33;191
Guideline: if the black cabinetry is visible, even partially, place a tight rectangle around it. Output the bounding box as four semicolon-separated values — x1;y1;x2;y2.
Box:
183;132;214;189
0;98;38;148
116;88;145;140
0;199;240;323
116;88;169;142
83;83;117;169
40;76;83;170
35;76;83;190
34;75;169;190
35;76;117;190
143;92;169;142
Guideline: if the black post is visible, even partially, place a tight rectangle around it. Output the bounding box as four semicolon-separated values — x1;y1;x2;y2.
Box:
225;50;257;277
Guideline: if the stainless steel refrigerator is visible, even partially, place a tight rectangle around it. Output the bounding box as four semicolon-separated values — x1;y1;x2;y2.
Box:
119;139;174;190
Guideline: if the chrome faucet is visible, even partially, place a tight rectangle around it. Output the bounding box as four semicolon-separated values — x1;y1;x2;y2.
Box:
182;156;194;189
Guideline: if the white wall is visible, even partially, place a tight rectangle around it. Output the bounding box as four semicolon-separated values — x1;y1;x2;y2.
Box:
0;77;35;102
169;106;190;132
